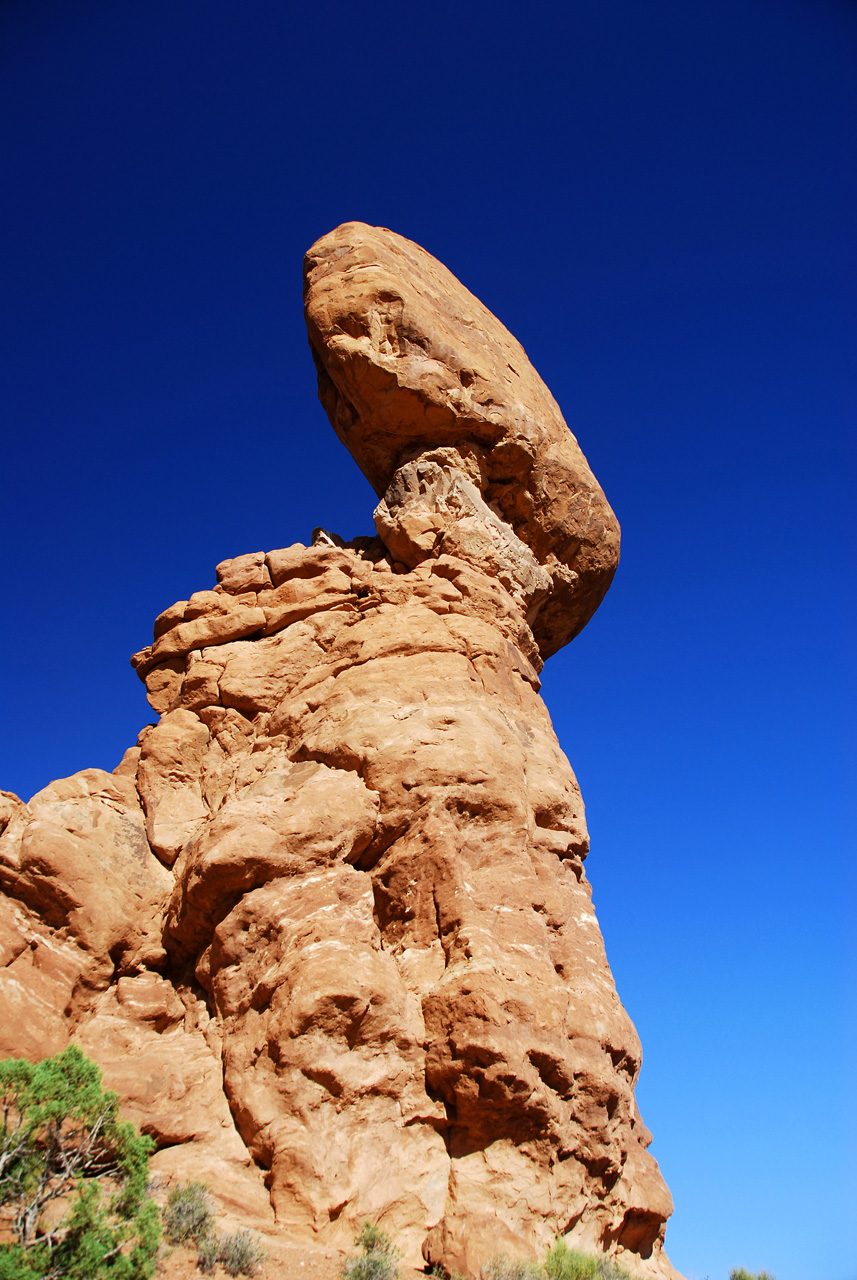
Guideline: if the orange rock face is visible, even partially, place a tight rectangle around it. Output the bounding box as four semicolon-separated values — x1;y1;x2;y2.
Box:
0;225;679;1278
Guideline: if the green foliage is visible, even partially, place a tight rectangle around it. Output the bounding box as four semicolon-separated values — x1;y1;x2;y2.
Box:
481;1257;545;1280
481;1242;632;1280
729;1270;775;1280
341;1222;400;1280
428;1263;464;1280
543;1239;630;1280
0;1046;159;1279
216;1228;268;1277
161;1180;215;1246
0;1243;52;1280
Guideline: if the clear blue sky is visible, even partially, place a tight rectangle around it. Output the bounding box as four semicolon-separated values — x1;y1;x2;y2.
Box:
1;3;854;1278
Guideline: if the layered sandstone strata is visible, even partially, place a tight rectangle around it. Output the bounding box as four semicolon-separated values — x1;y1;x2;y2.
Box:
0;224;678;1278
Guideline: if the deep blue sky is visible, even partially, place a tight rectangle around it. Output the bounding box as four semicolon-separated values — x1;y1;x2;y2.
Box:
1;2;854;1277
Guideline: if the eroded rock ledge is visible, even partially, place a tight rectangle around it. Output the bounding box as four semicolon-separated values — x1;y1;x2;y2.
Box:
0;224;679;1280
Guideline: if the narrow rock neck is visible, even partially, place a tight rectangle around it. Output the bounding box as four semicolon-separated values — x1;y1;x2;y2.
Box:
373;446;553;642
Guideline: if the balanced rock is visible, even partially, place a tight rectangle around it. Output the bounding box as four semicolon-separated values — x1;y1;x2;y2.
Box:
0;224;679;1279
304;222;620;657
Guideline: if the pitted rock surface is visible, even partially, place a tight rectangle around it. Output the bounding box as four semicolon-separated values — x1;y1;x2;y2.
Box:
0;225;680;1280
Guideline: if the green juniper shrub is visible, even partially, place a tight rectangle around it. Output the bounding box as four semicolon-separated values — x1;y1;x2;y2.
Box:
0;1045;160;1280
162;1181;215;1246
730;1270;776;1280
216;1228;268;1277
341;1222;400;1280
543;1239;631;1280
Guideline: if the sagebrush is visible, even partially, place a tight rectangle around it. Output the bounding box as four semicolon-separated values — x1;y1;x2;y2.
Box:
161;1180;214;1246
482;1256;545;1280
216;1228;268;1277
341;1222;400;1280
161;1181;266;1276
197;1231;220;1276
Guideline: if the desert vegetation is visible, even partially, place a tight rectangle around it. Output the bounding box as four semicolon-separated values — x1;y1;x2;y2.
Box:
0;1049;266;1279
462;1238;774;1280
341;1227;638;1280
141;1175;267;1275
481;1240;631;1280
0;1046;159;1279
341;1221;402;1280
161;1179;215;1247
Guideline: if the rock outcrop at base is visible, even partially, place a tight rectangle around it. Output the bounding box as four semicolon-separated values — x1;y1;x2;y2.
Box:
0;224;679;1279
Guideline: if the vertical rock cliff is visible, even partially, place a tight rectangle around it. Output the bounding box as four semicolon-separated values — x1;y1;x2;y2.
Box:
0;224;679;1278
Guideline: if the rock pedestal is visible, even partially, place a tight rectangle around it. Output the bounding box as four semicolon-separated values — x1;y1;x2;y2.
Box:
0;225;679;1279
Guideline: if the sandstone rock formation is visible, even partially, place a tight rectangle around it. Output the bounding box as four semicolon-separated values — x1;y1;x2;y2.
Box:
304;222;620;658
0;224;678;1279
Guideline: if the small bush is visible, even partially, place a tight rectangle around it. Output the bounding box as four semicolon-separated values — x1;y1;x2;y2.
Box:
730;1270;775;1280
162;1181;215;1246
428;1264;464;1280
341;1222;400;1280
217;1228;267;1277
481;1257;545;1280
197;1232;219;1275
543;1240;630;1280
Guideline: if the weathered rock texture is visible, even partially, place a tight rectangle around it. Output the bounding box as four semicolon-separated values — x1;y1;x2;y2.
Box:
0;224;678;1278
304;223;620;659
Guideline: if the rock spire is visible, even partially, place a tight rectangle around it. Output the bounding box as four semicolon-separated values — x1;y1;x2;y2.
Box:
0;224;679;1279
